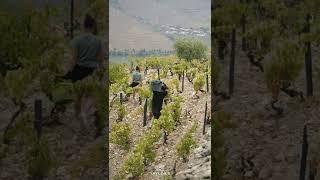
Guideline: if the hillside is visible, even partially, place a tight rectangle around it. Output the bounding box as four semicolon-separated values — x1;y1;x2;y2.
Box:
213;1;320;179
109;0;210;51
109;57;211;179
0;3;108;179
215;42;320;180
109;7;173;51
111;0;210;28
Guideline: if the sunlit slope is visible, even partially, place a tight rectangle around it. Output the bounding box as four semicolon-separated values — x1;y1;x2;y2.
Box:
109;7;173;51
112;0;210;28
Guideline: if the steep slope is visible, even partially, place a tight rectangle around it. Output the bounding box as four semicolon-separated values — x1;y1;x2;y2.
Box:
109;67;211;179
216;43;320;180
109;0;211;51
109;7;174;51
111;0;210;28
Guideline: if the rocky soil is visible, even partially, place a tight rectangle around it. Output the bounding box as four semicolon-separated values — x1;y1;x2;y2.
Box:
0;91;108;180
0;33;108;180
215;42;320;180
109;69;211;180
176;127;211;180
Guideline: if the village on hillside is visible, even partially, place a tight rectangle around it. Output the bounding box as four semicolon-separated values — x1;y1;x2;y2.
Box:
133;15;209;38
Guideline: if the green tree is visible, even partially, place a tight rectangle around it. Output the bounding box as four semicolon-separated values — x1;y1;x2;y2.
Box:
174;38;208;62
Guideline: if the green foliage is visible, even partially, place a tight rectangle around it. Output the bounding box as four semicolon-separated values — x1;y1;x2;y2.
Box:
193;74;206;92
265;40;303;98
94;84;107;131
244;20;278;53
137;85;152;99
122;152;144;177
156;106;175;134
174;38;208;62
162;175;173;180
3;112;35;146
110;122;131;150
27;137;53;179
212;111;234;180
0;144;9;160
212;111;235;130
145;56;161;69
113;55;204;179
172;62;185;77
176;123;197;161
109;63;131;99
50;82;75;103
303;0;320;16
86;0;107;34
135;58;146;69
168;96;183;123
134;136;156;164
171;79;180;92
164;78;180;95
39;71;55;97
0;7;62;76
70;142;106;178
117;104;126;121
160;68;169;79
3;67;34;104
73;76;99;97
213;0;245;45
109;63;128;84
114;112;163;179
186;68;197;82
213;147;227;180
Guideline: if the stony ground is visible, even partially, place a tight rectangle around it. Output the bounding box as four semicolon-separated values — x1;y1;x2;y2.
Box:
0;91;108;180
216;42;320;180
176;127;211;179
109;69;211;180
0;33;108;180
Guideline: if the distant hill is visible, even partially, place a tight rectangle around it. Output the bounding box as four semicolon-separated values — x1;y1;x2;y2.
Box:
111;0;210;28
110;0;210;51
109;7;174;51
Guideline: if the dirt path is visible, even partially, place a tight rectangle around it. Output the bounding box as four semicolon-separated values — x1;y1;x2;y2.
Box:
217;43;320;180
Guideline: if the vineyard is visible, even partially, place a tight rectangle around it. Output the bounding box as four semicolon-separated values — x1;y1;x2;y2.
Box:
109;54;211;179
0;0;108;179
213;0;320;179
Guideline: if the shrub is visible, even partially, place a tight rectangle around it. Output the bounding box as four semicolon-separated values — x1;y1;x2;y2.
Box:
117;104;126;121
170;96;183;123
110;122;131;150
121;152;144;177
176;123;197;161
174;38;208;62
265;40;303;100
193;74;206;92
27;137;53;179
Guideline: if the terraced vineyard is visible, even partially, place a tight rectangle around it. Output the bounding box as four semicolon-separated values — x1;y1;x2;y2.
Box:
213;0;320;179
109;55;211;179
0;1;108;179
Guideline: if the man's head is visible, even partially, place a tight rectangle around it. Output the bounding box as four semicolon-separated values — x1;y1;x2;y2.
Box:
136;66;140;72
84;14;97;34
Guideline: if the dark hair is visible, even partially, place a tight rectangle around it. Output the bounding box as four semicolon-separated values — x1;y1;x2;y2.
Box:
84;14;97;34
136;66;140;71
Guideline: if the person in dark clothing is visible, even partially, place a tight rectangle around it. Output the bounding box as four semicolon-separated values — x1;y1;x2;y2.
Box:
62;14;104;135
130;66;142;87
151;80;168;119
63;14;103;82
